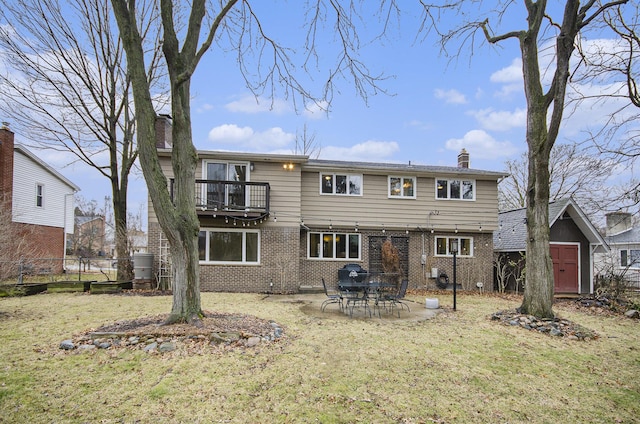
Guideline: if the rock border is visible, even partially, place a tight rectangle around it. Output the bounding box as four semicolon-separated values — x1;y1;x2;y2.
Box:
491;309;599;341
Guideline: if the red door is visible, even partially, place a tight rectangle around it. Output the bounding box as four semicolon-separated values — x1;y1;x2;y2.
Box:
550;244;579;293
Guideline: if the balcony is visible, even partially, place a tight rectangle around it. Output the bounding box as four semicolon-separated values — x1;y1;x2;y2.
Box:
171;179;270;220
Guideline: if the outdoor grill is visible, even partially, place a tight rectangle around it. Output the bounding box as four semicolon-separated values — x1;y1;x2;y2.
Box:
338;263;368;283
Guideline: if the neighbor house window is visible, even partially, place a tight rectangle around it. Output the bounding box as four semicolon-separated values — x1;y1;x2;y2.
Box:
388;176;416;198
320;173;362;195
435;237;473;257
436;179;475;200
621;249;640;268
198;229;259;264
36;184;44;207
308;232;360;260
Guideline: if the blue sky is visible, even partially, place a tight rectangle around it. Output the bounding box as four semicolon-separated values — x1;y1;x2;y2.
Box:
22;1;635;222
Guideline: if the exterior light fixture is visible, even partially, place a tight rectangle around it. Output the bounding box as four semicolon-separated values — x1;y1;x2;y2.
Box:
283;163;294;170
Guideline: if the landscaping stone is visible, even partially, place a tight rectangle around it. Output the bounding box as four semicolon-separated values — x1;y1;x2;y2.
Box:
144;342;158;352
624;309;639;319
491;309;598;341
246;336;261;347
159;342;176;352
59;340;75;350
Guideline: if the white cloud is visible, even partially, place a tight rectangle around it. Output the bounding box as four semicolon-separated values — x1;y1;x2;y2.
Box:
208;124;254;142
468;108;526;132
207;124;295;150
490;58;523;84
225;94;290;114
319;140;400;162
304;100;329;120
434;88;467;105
445;130;519;160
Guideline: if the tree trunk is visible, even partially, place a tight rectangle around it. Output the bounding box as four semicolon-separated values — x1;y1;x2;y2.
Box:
518;0;555;318
111;0;203;324
165;77;202;324
112;183;132;281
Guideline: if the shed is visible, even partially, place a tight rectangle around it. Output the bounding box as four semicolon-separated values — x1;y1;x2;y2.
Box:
493;198;608;294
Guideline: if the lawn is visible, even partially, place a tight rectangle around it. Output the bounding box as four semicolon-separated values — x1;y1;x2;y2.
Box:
0;291;638;423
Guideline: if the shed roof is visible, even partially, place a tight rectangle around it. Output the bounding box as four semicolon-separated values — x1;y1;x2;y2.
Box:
493;198;608;252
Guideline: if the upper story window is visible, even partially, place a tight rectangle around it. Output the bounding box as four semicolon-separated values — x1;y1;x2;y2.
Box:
320;173;362;195
36;184;44;207
621;249;640;268
308;232;361;260
435;236;473;257
436;178;475;200
198;228;259;264
389;176;416;199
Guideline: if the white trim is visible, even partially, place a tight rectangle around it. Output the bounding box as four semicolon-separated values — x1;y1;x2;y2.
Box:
307;231;361;260
199;227;260;265
387;176;417;199
435;178;476;201
319;172;363;196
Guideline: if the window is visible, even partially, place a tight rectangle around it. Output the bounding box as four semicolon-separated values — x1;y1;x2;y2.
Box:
320;173;362;195
621;249;640;268
435;237;473;257
309;232;360;260
436;179;475;200
389;176;416;198
202;161;250;209
198;229;259;264
36;184;44;207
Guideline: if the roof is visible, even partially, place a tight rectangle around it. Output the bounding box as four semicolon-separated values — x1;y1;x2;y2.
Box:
158;148;507;180
14;144;80;191
493;198;608;252
605;226;640;245
305;159;507;179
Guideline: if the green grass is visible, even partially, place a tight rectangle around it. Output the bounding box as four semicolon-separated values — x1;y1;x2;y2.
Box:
0;292;639;423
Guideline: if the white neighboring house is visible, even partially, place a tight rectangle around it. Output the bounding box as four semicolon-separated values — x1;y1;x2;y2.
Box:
596;212;640;290
0;124;79;273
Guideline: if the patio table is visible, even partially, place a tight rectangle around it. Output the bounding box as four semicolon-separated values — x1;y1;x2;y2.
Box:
338;279;395;317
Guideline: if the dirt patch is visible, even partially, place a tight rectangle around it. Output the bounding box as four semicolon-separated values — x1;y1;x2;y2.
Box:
92;311;277;337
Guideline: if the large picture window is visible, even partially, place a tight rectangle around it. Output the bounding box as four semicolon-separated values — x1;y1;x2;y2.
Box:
309;232;360;260
436;179;475;200
199;229;259;264
320;173;362;195
388;176;416;198
435;236;473;257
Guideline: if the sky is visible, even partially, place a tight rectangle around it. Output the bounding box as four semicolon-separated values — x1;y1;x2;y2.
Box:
6;1;637;226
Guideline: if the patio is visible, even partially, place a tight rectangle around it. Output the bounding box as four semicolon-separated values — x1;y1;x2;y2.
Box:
265;293;444;321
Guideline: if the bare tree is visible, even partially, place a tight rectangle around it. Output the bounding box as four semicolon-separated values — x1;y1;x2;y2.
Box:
420;0;627;318
294;124;321;158
111;0;397;323
0;0;165;281
499;143;614;220
569;1;640;210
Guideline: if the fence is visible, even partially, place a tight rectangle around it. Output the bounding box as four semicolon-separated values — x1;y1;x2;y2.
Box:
0;256;130;284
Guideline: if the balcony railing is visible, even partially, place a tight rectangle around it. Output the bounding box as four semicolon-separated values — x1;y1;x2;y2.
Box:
170;179;270;219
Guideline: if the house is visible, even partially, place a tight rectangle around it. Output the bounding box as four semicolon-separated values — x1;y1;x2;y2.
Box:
0;123;78;275
594;211;640;291
493;198;608;295
69;214;106;256
147;117;506;293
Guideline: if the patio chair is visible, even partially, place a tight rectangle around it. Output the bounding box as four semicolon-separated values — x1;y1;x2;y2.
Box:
381;279;410;317
343;288;371;318
321;278;343;312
